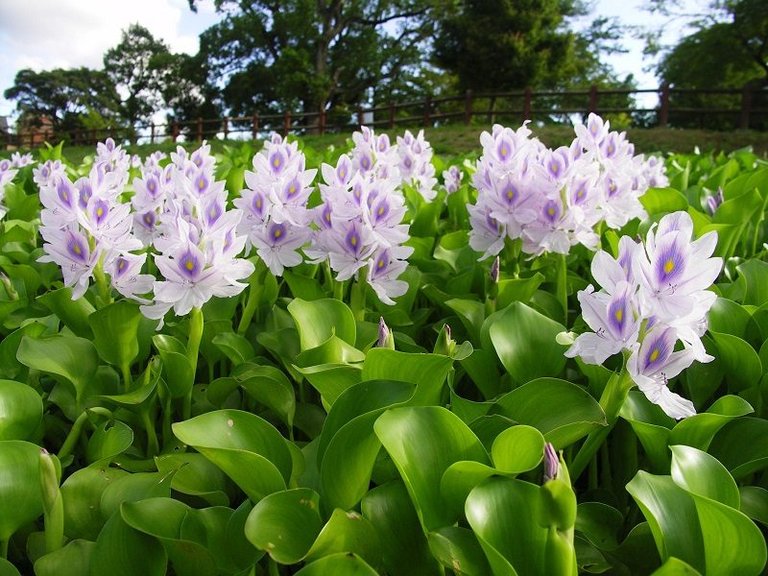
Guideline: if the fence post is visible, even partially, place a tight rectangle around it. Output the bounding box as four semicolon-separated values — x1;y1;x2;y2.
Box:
150;122;155;144
658;84;670;128
283;110;292;136
223;117;230;139
358;105;365;128
739;83;754;130
171;122;179;142
252;112;260;140
196;117;203;142
588;85;598;115
423;95;432;127
389;101;396;129
464;90;473;125
522;87;532;123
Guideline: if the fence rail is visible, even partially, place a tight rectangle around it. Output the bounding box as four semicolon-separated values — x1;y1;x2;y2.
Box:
4;84;768;150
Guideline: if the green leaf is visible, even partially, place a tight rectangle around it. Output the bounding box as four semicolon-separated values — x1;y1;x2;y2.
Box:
0;440;43;541
466;476;547;576
17;334;99;410
211;332;255;366
640;187;690;216
670;445;739;509
486;302;566;385
61;464;129;541
100;471;174;520
709;417;768;478
152;335;193;399
295;363;363;408
445;298;486;344
362;349;453;405
88;301;143;368
709;331;761;392
154;453;230;507
740;486;768;526
620;391;674;471
374;406;490;531
428;526;493;576
294;553;379;576
575;502;623;552
288;298;356;349
89;512;166;576
230;363;296;428
707;298;751;338
669;395;753;451
38;287;95;339
0;379;42;441
626;472;705;571
735;259;768;307
34;540;95;576
490;425;545;475
0;559;20;576
492;378;606;449
651;557;701;575
172;409;292;501
86;420;134;464
363;481;442;576
244;488;323;564
496;273;545;308
304;508;381;566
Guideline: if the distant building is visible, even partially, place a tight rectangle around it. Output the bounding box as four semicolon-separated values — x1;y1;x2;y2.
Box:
17;115;54;148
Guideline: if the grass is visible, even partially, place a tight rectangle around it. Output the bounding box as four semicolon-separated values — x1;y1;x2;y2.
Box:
12;122;768;165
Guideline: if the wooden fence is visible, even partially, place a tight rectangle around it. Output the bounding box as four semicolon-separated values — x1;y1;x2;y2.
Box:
5;84;768;149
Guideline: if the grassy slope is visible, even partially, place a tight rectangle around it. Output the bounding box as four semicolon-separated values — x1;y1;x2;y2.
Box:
21;123;768;165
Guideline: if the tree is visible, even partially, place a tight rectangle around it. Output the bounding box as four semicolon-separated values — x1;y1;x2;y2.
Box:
103;24;173;131
432;0;596;92
652;0;768;128
4;67;119;140
191;0;441;121
161;52;222;139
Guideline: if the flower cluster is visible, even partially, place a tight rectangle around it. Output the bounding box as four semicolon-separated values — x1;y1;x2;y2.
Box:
0;152;35;219
36;139;148;300
309;127;413;304
139;142;254;321
233;134;316;276
564;211;722;419
468;114;664;259
442;165;463;195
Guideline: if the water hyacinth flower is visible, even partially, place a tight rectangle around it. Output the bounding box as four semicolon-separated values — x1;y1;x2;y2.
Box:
0;157;18;219
565;211;722;419
442;165;463;194
467;114;662;260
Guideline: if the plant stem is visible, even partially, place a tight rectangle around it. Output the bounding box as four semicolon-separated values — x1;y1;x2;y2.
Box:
57;410;89;461
92;257;112;308
141;408;160;457
557;252;568;326
121;361;132;393
0;539;7;560
350;268;367;321
570;359;634;479
237;272;262;336
184;306;204;420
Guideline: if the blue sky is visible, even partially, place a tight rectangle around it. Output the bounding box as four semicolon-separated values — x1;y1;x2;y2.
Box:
0;0;698;122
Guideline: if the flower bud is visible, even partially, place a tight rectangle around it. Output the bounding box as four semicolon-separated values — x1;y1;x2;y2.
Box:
433;323;455;356
543;442;558;483
376;316;395;349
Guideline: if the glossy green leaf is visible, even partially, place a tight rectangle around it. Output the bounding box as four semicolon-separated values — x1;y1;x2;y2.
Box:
707;297;751;338
211;332;255;365
38;287;95;339
100;471;174;520
440;460;500;511
235;363;296;427
0;440;43;541
445;298;485;344
362;349;452;405
428;526;493;576
735;259;768;307
244;488;323;564
294;553;379;576
362;481;442;576
575;502;623;552
154;453;230;506
492;378;606;449
86;420;134;464
288;298;356;349
295;363;363;407
0;379;42;441
460;348;502;400
487;302;566;385
152;335;193;398
490;425;545;474
466;476;547;576
89;512;166;576
61;464;129;541
172;409;292;501
640;187;690;215
295;334;365;367
740;486;768;526
651;557;701;575
709;331;761;391
17;334;98;409
620;391;674;472
670;445;740;509
0;321;48;380
709;417;768;478
669;395;753;451
120;498;218;576
0;559;19;576
34;539;94;576
88;301;143;368
626;472;705;571
496;273;545;308
304;508;381;566
374;406;490;531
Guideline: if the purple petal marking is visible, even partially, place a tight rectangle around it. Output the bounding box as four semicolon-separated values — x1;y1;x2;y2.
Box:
66;232;88;263
655;239;685;285
269;222;287;245
142;211;156;229
178;249;201;280
270;150;285;173
543;200;560;224
643;328;674;372
345;227;362;255
92;199;109;225
57;180;74;208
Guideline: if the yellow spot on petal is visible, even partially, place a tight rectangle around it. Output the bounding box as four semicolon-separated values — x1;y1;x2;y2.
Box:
72;244;82;255
614;308;623;323
663;259;675;274
547;207;556;216
273;228;282;238
96;206;104;218
649;348;660;363
350;235;358;246
184;259;195;271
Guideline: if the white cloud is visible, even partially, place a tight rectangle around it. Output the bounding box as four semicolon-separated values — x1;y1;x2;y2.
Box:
0;0;218;117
